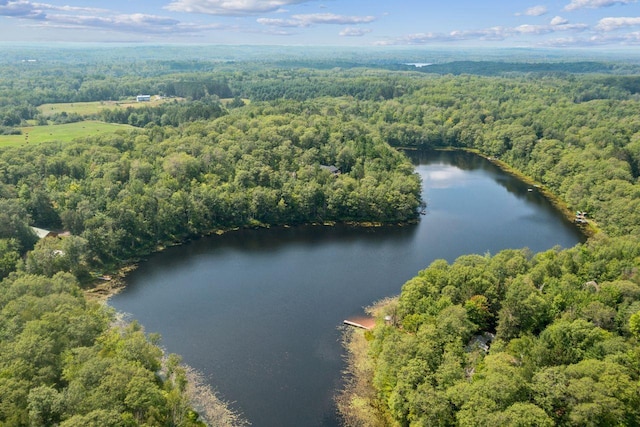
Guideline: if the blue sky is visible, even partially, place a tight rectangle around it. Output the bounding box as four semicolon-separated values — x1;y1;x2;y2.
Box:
0;0;639;48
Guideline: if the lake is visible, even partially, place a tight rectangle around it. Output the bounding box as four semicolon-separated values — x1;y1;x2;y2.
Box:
109;150;585;426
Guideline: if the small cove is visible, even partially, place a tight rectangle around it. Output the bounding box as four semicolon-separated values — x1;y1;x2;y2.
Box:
109;150;585;426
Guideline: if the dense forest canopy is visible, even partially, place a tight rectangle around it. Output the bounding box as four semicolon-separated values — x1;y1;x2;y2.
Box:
0;46;640;425
340;234;640;426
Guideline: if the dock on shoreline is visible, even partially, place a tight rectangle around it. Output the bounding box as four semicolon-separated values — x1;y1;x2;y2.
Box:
343;317;376;330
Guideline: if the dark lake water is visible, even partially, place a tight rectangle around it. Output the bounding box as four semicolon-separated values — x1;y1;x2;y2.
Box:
109;150;585;426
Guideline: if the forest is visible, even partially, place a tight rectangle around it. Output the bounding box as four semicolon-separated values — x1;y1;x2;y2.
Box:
0;46;640;425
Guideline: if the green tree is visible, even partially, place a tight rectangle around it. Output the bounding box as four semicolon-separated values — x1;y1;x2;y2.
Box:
0;238;20;279
27;385;64;427
496;276;551;340
490;402;554;427
464;295;493;330
629;310;640;339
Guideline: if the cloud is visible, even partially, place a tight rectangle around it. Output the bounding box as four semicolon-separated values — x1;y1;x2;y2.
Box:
0;1;45;19
375;27;511;45
256;17;302;27
0;0;227;36
32;3;110;14
257;13;375;28
297;13;375;25
564;0;638;11
514;24;552;34
339;27;372;37
543;31;640;46
589;31;640;43
550;16;569;25
377;20;589;46
515;5;548;16
451;27;511;42
596;16;640;30
165;0;312;16
37;12;198;34
374;32;441;46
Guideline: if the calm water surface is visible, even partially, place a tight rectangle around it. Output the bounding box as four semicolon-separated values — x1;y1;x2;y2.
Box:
110;150;585;426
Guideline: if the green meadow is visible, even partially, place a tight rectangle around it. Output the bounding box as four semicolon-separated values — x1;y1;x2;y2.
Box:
0;121;135;148
38;101;116;116
37;97;182;117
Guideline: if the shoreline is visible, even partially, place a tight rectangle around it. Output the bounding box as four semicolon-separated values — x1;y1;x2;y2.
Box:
395;146;601;238
462;147;599;238
84;144;594;317
82;147;595;426
84;264;137;302
337;147;598;425
400;146;598;238
336;298;397;427
83;218;420;303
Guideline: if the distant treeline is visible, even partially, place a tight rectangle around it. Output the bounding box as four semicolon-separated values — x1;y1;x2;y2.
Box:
232;73;414;101
99;97;226;127
400;60;620;75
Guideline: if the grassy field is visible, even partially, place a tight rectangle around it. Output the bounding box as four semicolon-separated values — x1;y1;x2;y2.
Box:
0;121;135;148
220;97;251;106
38;97;183;117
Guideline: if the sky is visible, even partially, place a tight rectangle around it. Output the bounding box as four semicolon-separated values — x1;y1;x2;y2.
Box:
0;0;640;48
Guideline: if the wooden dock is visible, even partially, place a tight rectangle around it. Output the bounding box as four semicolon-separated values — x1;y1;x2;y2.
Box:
343;317;376;330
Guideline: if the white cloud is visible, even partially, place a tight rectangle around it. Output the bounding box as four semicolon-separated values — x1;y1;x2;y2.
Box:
550;16;569;25
0;0;227;36
165;0;312;16
297;13;375;25
544;31;640;46
590;31;640;43
596;16;640;30
516;5;548;16
512;22;588;34
379;32;444;45
624;31;640;42
377;19;589;46
339;27;372;37
7;1;105;20
564;0;638;11
32;3;110;14
257;13;375;28
39;12;193;34
376;27;510;45
457;27;512;40
515;24;552;34
256;17;302;27
0;1;45;19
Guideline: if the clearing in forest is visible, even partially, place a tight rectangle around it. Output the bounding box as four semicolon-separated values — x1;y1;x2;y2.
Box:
37;97;183;117
0;121;135;147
